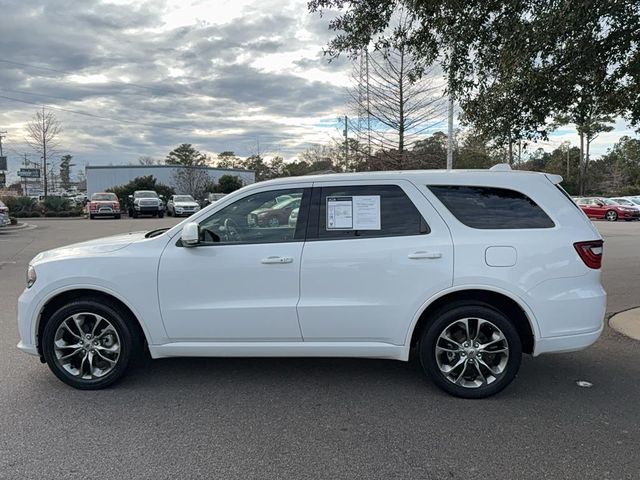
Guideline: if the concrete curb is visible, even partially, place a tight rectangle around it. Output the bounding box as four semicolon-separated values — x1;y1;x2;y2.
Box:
609;308;640;341
1;222;30;231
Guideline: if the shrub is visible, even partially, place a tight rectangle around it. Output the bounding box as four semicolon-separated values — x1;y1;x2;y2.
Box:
30;211;42;217
10;216;17;225
1;196;36;215
42;196;68;213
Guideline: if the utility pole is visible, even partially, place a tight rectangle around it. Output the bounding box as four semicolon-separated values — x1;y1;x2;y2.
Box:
0;130;6;157
23;153;29;196
446;66;454;170
0;130;6;189
343;115;349;169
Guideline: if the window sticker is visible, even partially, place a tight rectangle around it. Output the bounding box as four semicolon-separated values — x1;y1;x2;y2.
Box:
326;195;381;230
353;195;381;230
327;196;353;229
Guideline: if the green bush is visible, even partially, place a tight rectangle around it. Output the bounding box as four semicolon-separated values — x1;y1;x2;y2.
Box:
10;216;17;225
30;211;42;218
1;196;37;215
42;196;69;213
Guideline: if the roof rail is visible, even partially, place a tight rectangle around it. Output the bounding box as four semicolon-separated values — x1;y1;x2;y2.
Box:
489;163;512;171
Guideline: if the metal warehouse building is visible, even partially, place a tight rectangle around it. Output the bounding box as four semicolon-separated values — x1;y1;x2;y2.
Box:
86;165;255;196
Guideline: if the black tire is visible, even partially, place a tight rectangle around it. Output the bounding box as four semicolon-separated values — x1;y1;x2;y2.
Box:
115;214;121;219
41;299;138;390
158;211;164;218
89;214;95;220
419;304;522;399
132;211;138;219
167;209;173;217
605;210;618;221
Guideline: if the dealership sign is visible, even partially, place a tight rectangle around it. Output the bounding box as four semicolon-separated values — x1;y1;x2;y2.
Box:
18;168;41;178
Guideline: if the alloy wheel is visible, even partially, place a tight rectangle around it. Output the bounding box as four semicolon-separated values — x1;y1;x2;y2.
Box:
53;312;121;380
435;317;509;388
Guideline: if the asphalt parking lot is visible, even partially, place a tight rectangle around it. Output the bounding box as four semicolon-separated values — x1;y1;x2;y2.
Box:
1;218;639;480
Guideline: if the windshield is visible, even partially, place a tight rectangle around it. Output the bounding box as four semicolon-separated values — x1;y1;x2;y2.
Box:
174;195;194;202
92;193;117;201
612;198;632;205
629;198;640;205
135;191;158;198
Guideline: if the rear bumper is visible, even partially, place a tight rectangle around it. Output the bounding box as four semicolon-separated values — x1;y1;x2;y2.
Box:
527;274;606;355
533;323;604;356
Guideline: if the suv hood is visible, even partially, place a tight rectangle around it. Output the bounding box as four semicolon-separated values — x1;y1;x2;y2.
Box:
174;201;199;207
32;231;148;264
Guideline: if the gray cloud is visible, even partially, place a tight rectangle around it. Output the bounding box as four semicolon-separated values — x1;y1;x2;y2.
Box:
0;0;349;177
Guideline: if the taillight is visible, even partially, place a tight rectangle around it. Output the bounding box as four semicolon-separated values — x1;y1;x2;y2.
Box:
574;240;604;269
89;202;97;210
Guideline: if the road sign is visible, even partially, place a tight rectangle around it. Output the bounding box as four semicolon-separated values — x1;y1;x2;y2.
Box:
0;156;6;171
18;168;40;178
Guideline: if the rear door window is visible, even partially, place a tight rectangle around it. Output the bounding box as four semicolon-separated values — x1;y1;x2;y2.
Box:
428;185;554;229
311;184;430;240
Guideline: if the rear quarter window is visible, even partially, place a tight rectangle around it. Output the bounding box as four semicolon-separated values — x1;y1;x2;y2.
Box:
428;185;555;229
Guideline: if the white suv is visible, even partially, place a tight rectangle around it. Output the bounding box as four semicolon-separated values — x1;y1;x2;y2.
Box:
17;167;606;398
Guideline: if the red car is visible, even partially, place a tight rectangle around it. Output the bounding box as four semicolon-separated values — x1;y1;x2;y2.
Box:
248;197;301;227
576;197;640;222
88;192;121;219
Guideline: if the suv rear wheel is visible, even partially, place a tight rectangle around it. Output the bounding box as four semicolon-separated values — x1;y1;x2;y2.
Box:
419;304;522;398
42;299;137;389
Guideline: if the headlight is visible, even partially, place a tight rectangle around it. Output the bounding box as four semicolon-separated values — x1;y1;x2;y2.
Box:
26;265;37;288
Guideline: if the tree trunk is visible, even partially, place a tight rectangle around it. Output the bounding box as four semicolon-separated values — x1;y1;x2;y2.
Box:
579;131;585;195
397;47;405;169
584;135;591;193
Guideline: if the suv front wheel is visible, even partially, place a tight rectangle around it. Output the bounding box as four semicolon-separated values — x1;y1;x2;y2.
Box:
419;304;522;398
42;299;137;389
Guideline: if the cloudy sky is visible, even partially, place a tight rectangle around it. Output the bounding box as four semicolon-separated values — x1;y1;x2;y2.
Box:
0;0;637;182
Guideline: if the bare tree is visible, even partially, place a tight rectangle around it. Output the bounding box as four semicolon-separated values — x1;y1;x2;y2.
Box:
348;13;446;169
26;107;62;197
172;168;211;200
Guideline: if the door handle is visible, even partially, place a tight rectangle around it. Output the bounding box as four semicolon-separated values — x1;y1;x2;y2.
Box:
261;256;294;264
408;251;442;260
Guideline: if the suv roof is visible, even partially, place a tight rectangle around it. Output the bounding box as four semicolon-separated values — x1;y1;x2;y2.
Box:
253;167;562;187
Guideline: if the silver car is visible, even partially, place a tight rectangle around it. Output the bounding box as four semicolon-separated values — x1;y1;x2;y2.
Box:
0;200;10;227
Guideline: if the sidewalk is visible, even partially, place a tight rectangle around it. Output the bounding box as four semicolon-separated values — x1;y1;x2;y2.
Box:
609;308;640;341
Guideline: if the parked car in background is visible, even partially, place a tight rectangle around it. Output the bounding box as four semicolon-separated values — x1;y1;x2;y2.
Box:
575;197;640;221
127;190;165;218
609;197;640;213
0;200;10;227
18;166;607;398
622;196;640;207
88;193;121;219
249;196;301;227
202;193;227;207
167;195;201;217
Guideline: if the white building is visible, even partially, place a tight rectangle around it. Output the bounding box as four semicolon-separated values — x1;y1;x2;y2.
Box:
86;165;255;196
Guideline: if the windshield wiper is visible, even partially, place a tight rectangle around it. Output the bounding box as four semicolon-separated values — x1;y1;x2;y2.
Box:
145;227;171;238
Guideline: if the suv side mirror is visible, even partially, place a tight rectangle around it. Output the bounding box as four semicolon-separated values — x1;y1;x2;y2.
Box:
181;222;200;247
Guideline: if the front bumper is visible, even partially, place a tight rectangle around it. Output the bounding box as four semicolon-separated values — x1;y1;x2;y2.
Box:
17;287;39;356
